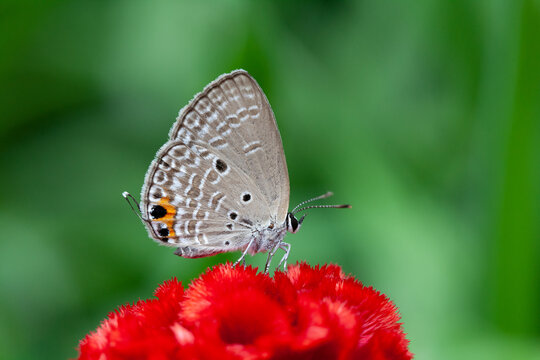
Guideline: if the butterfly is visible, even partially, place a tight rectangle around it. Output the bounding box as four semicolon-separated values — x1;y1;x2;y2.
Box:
123;70;350;273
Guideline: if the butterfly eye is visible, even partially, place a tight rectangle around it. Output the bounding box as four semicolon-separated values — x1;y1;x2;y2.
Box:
286;213;301;234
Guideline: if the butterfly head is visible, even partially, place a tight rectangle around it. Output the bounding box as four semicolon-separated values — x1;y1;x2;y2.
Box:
286;212;305;234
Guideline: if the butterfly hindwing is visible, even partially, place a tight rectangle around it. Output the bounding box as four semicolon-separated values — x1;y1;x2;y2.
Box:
141;139;271;252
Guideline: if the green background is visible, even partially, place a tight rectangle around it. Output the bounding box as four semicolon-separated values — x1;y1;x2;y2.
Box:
1;0;539;359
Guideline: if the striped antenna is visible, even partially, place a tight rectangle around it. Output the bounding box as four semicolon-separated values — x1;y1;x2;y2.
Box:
291;191;351;215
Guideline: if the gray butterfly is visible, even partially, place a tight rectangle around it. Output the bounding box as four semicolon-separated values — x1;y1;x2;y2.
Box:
123;70;349;273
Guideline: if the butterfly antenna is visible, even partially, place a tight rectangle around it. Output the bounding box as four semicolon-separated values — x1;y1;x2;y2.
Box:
291;191;334;214
122;191;146;222
293;203;351;215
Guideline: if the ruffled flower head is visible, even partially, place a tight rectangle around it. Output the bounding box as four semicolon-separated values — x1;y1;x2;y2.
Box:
78;263;412;359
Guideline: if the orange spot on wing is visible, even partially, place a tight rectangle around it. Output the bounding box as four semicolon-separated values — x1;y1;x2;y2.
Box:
152;197;177;237
159;197;177;220
168;226;176;238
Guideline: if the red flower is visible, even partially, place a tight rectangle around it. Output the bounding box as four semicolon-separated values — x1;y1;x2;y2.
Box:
77;263;413;360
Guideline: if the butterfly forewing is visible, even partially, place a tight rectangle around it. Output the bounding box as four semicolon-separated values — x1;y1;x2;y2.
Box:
140;70;290;254
169;71;289;218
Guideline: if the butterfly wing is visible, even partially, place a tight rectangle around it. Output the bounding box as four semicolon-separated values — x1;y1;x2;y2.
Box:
140;70;289;256
170;70;290;218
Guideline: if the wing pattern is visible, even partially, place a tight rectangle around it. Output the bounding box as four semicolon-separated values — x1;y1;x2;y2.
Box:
139;70;289;256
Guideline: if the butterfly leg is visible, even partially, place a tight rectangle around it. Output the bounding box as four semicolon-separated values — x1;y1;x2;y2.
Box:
233;237;255;268
276;242;291;271
264;241;283;274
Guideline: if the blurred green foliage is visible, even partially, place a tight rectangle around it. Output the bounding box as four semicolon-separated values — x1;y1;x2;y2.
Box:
1;0;539;359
